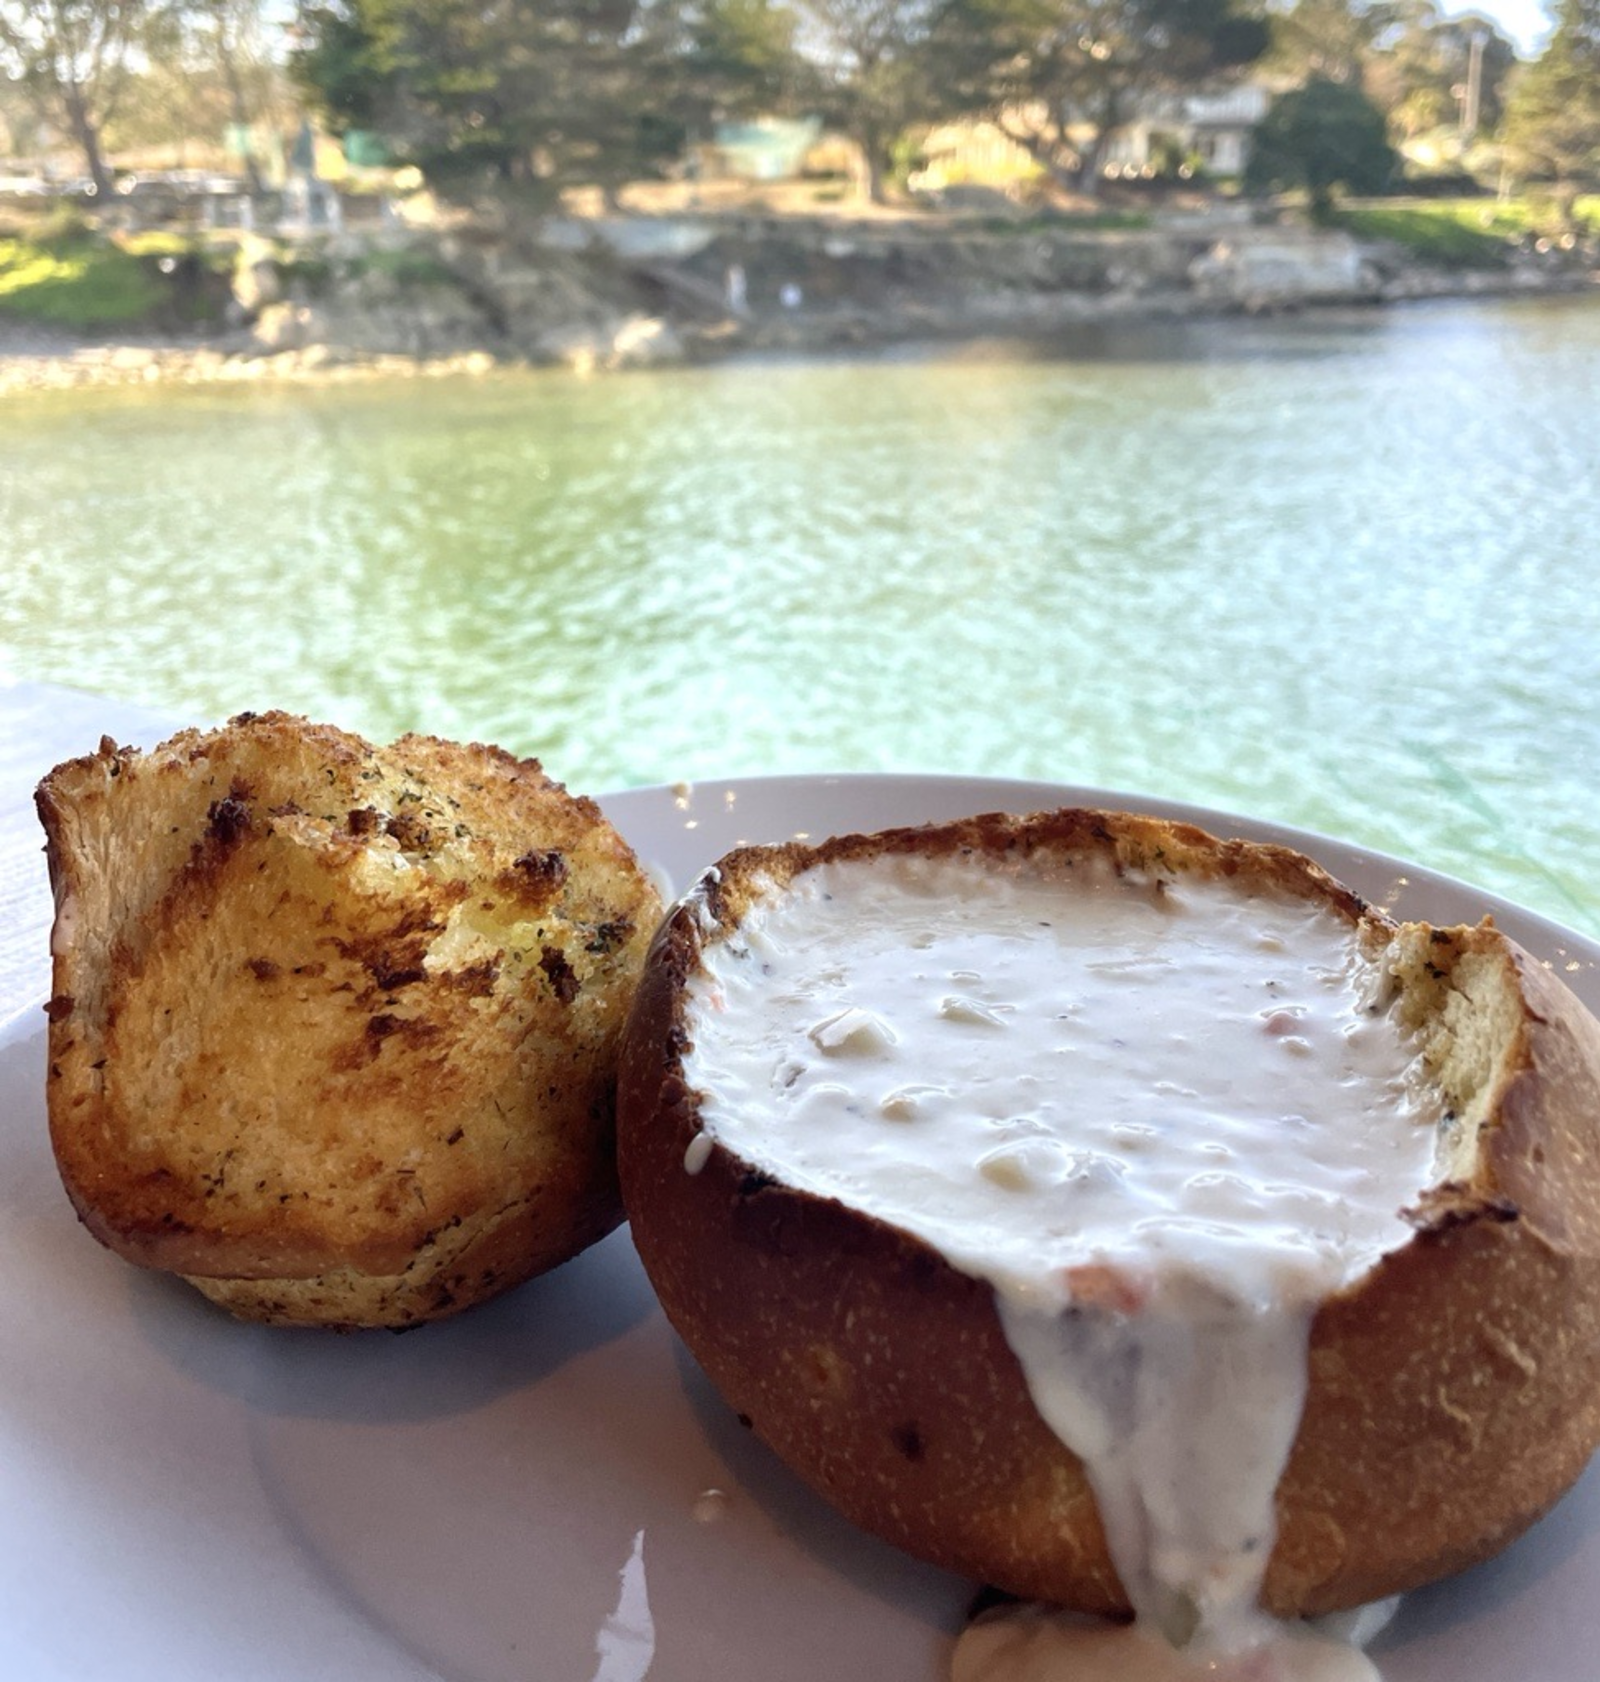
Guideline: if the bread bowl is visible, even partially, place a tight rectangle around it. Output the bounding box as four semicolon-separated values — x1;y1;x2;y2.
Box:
36;711;662;1329
616;807;1600;1658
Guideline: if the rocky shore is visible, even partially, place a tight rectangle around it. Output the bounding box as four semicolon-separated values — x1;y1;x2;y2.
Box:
2;208;1593;393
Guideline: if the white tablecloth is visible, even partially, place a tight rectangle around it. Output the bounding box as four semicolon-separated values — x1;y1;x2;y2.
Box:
0;679;185;1039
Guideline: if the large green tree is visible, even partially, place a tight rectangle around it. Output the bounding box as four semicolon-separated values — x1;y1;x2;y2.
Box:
1501;0;1600;219
292;0;686;210
0;0;165;195
937;0;1269;194
1245;73;1399;214
293;0;804;209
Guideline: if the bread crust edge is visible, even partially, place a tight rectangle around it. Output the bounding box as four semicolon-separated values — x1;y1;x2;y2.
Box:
617;806;1600;1615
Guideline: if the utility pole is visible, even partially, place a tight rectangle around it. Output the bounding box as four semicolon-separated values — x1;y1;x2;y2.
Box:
1460;29;1486;140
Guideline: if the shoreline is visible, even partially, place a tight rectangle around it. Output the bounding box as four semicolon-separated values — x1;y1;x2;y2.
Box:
2;227;1594;393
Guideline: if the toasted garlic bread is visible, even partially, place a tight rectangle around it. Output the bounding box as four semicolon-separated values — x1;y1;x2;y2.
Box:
37;711;662;1329
617;808;1600;1620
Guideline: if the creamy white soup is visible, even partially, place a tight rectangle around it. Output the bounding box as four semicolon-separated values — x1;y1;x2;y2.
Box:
680;845;1442;1681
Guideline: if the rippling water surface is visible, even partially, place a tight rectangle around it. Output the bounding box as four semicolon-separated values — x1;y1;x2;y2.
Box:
3;296;1597;932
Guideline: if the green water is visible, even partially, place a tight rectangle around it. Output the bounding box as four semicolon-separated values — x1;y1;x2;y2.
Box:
3;297;1598;933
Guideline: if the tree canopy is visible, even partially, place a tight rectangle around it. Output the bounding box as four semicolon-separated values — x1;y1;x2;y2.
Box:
1501;0;1600;214
1366;1;1517;140
937;0;1269;191
786;0;950;201
1245;74;1400;213
5;0;1587;224
0;0;162;194
1261;0;1394;88
291;0;808;209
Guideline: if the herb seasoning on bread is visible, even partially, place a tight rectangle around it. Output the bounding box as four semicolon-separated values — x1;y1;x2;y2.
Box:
37;711;662;1329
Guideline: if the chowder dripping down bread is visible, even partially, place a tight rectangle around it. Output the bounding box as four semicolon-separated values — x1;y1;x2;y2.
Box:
617;808;1600;1668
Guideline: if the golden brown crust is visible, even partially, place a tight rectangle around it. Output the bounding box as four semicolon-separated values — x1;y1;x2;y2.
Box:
1270;923;1600;1610
38;711;662;1328
617;807;1600;1614
690;806;1374;936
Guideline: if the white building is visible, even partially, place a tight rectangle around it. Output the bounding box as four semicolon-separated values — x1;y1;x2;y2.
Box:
1182;84;1273;177
920;82;1275;192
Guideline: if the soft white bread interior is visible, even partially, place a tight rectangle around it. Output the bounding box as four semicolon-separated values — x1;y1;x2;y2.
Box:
617;807;1600;1616
37;711;662;1328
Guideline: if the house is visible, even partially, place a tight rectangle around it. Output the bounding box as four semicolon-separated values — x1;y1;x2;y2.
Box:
1181;84;1273;177
916;81;1276;193
1101;83;1271;178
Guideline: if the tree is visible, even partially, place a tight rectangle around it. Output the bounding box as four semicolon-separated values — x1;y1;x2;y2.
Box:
1501;0;1600;221
937;0;1269;194
682;0;807;117
292;0;767;212
104;1;286;185
1262;0;1395;89
788;0;948;203
0;0;164;195
292;0;787;213
0;59;44;156
290;1;389;137
191;0;276;188
1364;0;1516;142
1245;74;1399;215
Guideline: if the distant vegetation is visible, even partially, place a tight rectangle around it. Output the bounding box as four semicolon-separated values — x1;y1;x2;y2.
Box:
0;0;1597;227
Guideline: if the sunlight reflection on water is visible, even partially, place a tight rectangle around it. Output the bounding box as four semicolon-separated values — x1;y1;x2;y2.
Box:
2;296;1596;933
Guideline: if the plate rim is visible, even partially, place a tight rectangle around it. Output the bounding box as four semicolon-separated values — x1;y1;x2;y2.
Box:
598;769;1600;977
3;767;1598;1679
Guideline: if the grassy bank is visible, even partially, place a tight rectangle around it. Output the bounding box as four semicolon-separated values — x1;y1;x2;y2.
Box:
0;192;1593;384
1331;195;1600;267
0;229;162;328
0;218;234;331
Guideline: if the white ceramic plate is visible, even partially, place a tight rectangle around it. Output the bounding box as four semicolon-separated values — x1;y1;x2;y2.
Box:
2;774;1597;1682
